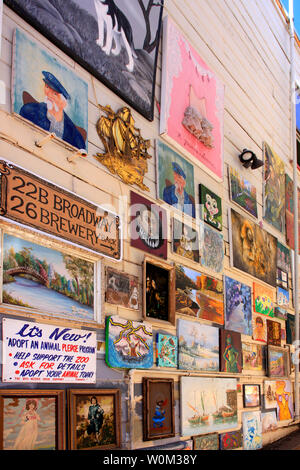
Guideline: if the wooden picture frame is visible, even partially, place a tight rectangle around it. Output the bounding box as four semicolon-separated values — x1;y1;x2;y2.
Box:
143;256;175;325
267;346;290;378
243;384;261;408
0;389;65;450
68;389;121;450
142;378;175;441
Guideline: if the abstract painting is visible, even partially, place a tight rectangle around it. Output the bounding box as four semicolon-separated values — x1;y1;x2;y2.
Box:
242;342;265;372
228;166;258;218
252;313;267;343
219;430;243;450
172;218;199;263
264;380;293;421
142;378;175;441
277;241;291;273
175;265;224;325
253;282;275;317
6;0;164;121
277;287;289;307
68;389;120;450
243;385;261;408
178;319;219;371
12;28;88;150
262;411;278;432
160;17;224;181
130;191;168;259
199;184;222;230
263;142;285;233
286;313;295;345
199;222;224;273
219;329;242;374
224;276;252;335
242;411;262;450
267;346;289;378
156;333;178;368
105;267;139;310
193;433;219;450
1;390;65;450
156;140;196;218
180;377;238;436
266;319;282;347
105;315;153;369
229;208;277;286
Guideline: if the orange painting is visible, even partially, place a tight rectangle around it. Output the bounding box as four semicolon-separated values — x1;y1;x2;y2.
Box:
253;282;275;317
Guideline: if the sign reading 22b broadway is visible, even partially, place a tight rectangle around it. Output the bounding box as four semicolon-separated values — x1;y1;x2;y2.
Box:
2;318;97;383
0;159;121;259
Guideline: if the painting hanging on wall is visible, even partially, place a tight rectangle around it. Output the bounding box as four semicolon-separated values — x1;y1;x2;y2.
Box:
276;268;289;290
228;166;258;218
266;319;281;347
285;174;300;253
243;385;261;408
5;0;164;121
142;378;175;441
175;265;224;325
193;433;219;450
0;389;65;450
67;389;120;450
142;440;193;450
2;232;98;322
105;267;139;310
277;241;291;273
264;380;293;421
242;411;262;450
219;429;243;450
130;191;168;260
105;315;153;369
199;222;224;273
219;329;242;374
199;184;222;230
253;282;275;317
242;342;265;372
178;319;219;372
160;16;224;182
274;307;288;320
12;28;88;151
262;411;278;432
172;218;199;263
180;377;238;436
156;333;178;368
286;313;295;345
224;276;252;336
252;313;267;343
263;142;285;233
277;287;289;307
229;208;277;286
267;346;289;378
156;140;196;218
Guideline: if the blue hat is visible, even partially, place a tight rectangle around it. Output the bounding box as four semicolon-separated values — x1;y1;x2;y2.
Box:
172;162;186;179
42;71;70;100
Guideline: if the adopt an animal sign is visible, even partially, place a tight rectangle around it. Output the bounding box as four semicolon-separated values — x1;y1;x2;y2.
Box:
0;159;121;260
2;318;96;383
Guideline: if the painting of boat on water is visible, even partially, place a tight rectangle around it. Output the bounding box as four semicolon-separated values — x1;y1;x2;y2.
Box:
180;377;238;436
2;233;96;321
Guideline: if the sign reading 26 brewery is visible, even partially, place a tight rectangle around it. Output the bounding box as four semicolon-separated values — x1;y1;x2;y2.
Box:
0;159;121;259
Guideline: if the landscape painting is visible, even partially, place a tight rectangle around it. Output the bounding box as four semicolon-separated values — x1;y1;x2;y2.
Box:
156;333;178;368
172;218;199;263
199;222;224;273
243;385;261;408
224;276;252;336
2;233;96;321
199;184;222;231
105;267;139;310
267;346;289;378
175;265;224;325
178;319;219;371
6;0;164;121
253;282;275;317
242;411;262;450
219;330;242;374
242;342;265;372
180;377;238;436
263;142;285;233
228;166;258;218
229;208;277;286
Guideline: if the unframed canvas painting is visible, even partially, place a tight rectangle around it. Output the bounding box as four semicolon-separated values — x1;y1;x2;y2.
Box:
172;218;199;263
105;267;139;310
156;333;178;368
242;411;262;450
253;282;275;317
199;222;224;273
263;142;285;233
199;184;222;230
219;329;242;374
224;276;252;336
264;380;293;421
242;342;265;371
228;166;258;218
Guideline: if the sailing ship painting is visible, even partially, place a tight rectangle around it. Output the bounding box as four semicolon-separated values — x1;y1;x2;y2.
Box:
181;377;238;436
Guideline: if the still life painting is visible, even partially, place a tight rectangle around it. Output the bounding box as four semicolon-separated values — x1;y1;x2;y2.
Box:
156;333;178;368
224;276;252;335
263;142;285;233
199;222;224;273
199;184;222;230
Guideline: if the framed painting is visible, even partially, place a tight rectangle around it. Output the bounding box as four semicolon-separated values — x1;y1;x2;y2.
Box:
224;276;252;336
252;313;267;343
0;389;65;450
276;268;288;290
172;217;199;263
219;329;242;374
277;287;289;307
263;142;285;233
199;222;224;273
228;166;258;218
253;282;275;317
219;429;243;450
242;342;265;372
243;385;261;408
286;313;295;345
180;377;238;436
175;264;224;325
266;319;282;347
229;208;277;286
156;333;178;368
262;411;278;432
264;380;293;421
156;140;196;219
193;433;219;450
160;16;224;181
178;319;219;372
105;267;139;310
277;241;291;273
12;28;88;151
68;389;120;450
5;0;164;121
105;315;153;369
242;411;262;450
267;346;290;378
199;184;222;230
143;256;175;325
142;378;175;441
1;231;100;323
130;191;168;260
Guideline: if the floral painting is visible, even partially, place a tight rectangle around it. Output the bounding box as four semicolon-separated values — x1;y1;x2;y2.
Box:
253;282;275;317
199;222;224;273
199;184;222;230
224;276;252;335
229;166;258;218
263;142;285;233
